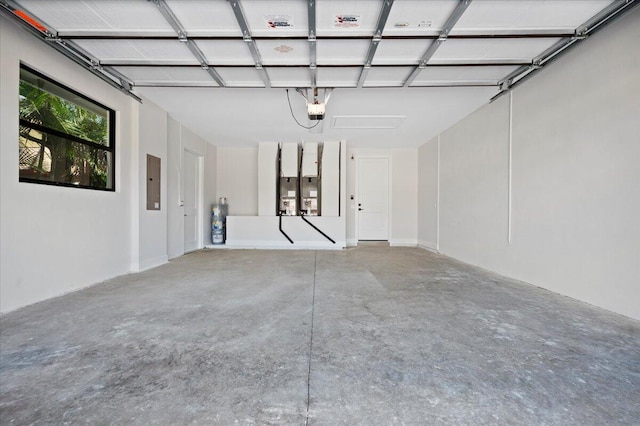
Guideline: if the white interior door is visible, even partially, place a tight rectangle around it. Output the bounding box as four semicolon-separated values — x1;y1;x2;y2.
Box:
183;149;201;253
357;157;389;241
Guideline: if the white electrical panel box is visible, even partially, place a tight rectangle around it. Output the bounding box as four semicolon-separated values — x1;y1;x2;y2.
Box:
321;141;341;217
280;142;299;177
258;142;278;216
301;142;318;177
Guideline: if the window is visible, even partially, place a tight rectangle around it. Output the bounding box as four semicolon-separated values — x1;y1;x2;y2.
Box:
19;64;115;190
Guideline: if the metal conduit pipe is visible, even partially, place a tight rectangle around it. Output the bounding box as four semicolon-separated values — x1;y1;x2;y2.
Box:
300;215;335;244
279;215;294;244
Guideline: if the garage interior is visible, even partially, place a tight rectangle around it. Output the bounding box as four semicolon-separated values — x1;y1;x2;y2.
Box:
1;0;639;424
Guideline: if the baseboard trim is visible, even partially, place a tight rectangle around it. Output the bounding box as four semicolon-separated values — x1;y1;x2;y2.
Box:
212;240;346;250
389;239;418;247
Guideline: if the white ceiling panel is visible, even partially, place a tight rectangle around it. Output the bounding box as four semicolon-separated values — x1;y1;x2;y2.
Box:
363;67;413;87
332;115;406;129
268;67;312;87
242;0;308;37
19;0;173;33
316;0;382;36
383;0;458;36
317;67;361;87
433;38;562;61
411;65;519;84
317;39;370;65
216;67;265;88
455;0;614;32
167;0;241;37
197;40;255;65
74;40;196;63
114;66;217;86
373;39;433;65
256;40;309;65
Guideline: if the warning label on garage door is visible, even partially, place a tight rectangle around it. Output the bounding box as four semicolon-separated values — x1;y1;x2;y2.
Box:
334;15;360;28
265;15;293;29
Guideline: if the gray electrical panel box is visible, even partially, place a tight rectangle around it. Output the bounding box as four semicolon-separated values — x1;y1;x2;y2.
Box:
146;154;161;210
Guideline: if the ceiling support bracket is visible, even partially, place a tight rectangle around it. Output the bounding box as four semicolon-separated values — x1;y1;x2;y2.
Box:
229;0;271;88
357;0;394;88
403;0;473;87
308;0;317;88
152;0;225;87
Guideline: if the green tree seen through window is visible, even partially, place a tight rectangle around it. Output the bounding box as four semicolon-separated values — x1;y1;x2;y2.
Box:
19;65;114;190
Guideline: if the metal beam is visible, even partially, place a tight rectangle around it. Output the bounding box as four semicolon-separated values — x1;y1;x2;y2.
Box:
0;0;141;101
151;0;187;40
49;32;139;91
131;82;220;88
101;60;531;68
493;0;638;101
408;81;497;87
357;0;394;88
308;0;317;88
403;0;473;87
54;31;576;40
151;0;225;86
576;0;637;36
185;41;226;86
133;82;494;89
495;35;581;94
100;59;200;66
229;0;271;88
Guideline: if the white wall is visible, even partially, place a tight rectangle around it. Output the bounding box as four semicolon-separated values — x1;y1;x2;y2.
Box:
1;16;218;312
346;148;418;246
417;8;640;320
1;16;135;312
167;117;217;257
439;94;510;269
136;97;168;271
204;142;218;245
167;117;184;259
216;147;258;216
417;137;438;250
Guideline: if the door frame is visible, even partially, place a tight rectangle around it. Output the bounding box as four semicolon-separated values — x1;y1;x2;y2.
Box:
183;147;204;253
355;155;392;243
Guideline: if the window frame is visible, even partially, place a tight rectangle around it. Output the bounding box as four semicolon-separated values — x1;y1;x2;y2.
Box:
18;63;116;192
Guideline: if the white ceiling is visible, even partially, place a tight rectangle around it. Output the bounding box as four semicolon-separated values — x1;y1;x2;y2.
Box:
137;86;498;148
6;0;623;148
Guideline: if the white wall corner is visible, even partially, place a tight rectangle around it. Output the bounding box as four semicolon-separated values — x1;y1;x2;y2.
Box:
129;102;141;273
417;241;439;253
138;255;169;272
390;239;418;247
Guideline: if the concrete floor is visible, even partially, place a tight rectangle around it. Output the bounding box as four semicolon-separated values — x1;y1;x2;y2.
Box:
1;247;639;425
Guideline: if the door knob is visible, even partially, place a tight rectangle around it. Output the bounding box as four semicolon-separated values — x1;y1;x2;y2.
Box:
358;208;363;211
